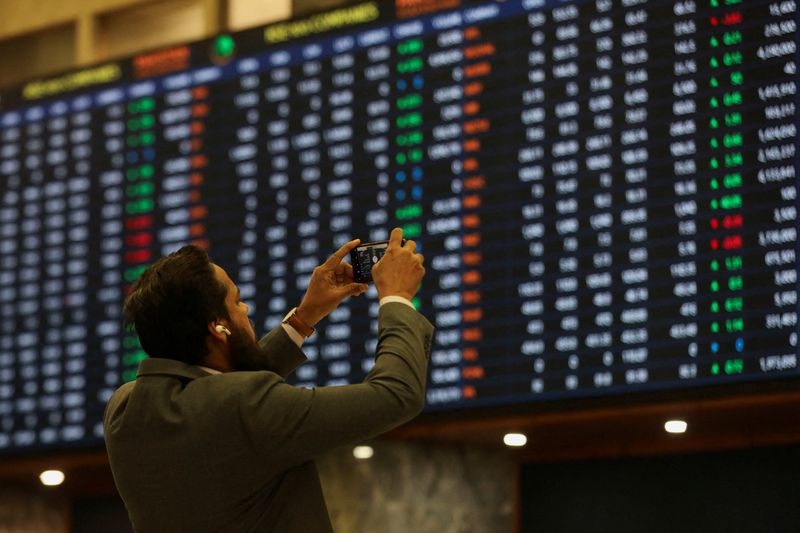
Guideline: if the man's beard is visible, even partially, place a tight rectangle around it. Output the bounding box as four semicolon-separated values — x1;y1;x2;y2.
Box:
227;321;270;372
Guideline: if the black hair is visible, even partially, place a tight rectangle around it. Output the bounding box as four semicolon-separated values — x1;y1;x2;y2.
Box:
122;245;229;364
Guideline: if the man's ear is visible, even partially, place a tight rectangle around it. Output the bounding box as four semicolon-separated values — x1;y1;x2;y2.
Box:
209;322;230;340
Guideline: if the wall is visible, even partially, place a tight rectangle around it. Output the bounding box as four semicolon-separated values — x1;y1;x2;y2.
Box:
520;444;800;533
0;23;76;91
293;0;358;17
0;0;291;88
0;482;67;533
0;441;515;532
319;441;515;533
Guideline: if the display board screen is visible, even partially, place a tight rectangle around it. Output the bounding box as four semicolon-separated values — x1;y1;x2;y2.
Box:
0;0;797;452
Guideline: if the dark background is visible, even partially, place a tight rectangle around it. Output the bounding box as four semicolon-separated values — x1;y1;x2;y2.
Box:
521;444;800;532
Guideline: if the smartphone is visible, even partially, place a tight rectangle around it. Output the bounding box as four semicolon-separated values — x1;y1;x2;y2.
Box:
350;239;405;283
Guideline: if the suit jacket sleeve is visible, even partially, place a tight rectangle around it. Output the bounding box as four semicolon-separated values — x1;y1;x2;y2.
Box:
255;325;307;378
226;302;433;471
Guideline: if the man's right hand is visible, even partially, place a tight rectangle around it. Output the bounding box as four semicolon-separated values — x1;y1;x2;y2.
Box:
372;228;426;301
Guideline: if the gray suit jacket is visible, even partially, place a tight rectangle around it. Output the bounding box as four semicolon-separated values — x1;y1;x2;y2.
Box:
104;302;433;532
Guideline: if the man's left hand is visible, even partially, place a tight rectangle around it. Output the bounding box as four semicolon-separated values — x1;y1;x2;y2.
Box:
295;239;369;326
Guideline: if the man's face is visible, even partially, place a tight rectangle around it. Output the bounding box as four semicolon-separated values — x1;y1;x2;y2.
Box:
213;264;255;340
212;264;270;371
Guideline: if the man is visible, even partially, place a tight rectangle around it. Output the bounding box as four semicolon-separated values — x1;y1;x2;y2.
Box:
104;228;432;532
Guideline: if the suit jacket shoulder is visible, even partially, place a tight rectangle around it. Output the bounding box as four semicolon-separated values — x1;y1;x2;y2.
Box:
104;303;433;532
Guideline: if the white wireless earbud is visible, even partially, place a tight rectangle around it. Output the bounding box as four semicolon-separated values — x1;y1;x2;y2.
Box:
215;325;231;335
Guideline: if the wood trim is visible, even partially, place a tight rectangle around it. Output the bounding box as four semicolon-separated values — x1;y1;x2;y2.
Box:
388;390;800;462
1;391;798;497
76;13;96;65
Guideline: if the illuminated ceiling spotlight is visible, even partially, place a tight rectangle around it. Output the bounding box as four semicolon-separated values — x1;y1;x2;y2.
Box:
352;445;374;460
503;433;528;447
664;420;688;434
39;469;65;487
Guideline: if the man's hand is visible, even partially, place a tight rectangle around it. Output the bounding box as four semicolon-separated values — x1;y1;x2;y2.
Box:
295;239;369;326
372;228;426;301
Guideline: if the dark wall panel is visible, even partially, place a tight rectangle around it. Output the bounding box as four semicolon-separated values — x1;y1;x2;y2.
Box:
521;445;800;533
72;495;132;533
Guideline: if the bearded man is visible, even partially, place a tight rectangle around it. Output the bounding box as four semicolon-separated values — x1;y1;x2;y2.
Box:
104;228;432;532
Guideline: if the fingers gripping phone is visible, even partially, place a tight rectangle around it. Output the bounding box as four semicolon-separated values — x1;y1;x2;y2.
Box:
350;239;406;283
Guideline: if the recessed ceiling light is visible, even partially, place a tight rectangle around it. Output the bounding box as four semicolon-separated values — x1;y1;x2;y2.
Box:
353;445;374;459
503;433;527;447
39;470;65;487
664;420;688;434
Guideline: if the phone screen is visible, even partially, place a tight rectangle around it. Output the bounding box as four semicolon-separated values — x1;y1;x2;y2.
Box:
350;240;390;283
